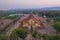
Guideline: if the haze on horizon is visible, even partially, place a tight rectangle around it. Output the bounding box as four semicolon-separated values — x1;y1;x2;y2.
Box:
0;0;60;10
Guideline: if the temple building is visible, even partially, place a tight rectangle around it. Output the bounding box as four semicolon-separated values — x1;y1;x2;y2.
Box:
20;13;42;32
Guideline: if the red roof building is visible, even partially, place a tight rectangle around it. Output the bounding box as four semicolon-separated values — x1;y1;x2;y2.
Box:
20;13;41;31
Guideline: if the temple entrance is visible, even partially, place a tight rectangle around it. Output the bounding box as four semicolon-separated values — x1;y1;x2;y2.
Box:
29;25;34;32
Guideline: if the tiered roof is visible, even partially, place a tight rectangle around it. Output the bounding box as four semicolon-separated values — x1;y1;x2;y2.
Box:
21;13;40;22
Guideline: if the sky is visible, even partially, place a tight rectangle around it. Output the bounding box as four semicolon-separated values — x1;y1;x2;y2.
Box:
0;0;60;10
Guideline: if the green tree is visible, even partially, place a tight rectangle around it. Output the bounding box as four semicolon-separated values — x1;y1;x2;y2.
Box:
0;34;7;40
55;34;60;40
10;30;17;40
42;34;50;40
55;16;60;22
15;28;27;40
46;18;51;22
32;31;41;40
53;21;60;32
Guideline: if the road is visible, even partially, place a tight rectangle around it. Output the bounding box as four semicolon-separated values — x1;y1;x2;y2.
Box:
5;14;27;36
38;17;56;35
5;18;21;36
42;22;56;34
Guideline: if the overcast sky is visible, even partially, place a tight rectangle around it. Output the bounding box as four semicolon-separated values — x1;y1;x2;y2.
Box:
0;0;60;10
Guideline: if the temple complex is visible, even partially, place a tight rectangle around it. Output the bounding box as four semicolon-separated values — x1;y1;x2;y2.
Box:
20;13;43;32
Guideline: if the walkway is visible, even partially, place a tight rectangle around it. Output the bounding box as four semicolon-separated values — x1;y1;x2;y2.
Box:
5;18;21;36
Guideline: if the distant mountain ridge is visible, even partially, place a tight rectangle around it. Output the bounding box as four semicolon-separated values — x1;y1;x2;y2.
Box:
0;7;60;11
7;7;60;11
39;7;60;10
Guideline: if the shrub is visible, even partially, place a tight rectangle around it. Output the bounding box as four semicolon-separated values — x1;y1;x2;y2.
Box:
32;31;41;40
